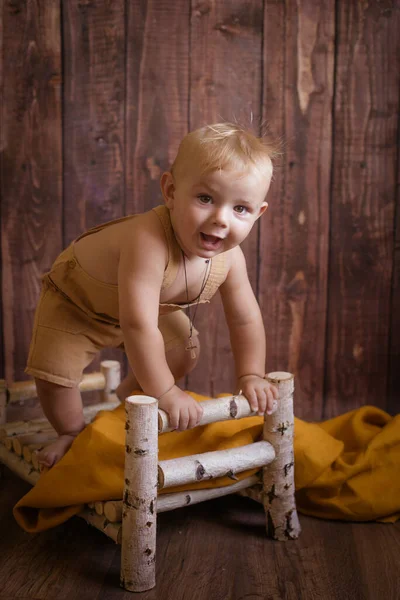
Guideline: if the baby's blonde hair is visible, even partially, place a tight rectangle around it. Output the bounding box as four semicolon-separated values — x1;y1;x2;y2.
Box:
171;122;279;180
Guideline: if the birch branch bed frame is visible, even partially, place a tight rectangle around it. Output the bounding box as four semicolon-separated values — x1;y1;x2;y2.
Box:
0;360;301;593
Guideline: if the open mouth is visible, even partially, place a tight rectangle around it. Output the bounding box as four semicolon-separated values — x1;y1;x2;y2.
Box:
200;232;223;249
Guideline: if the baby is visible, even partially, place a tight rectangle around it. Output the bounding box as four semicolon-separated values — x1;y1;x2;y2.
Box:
26;122;279;468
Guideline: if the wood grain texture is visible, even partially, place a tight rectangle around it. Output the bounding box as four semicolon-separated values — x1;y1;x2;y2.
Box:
0;0;62;382
125;0;190;215
388;105;400;416
0;1;399;417
62;0;126;373
187;0;264;397
0;0;4;380
62;0;126;243
2;472;400;599
324;0;400;417
259;0;334;420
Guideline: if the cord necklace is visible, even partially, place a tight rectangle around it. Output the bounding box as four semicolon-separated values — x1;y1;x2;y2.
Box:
181;249;211;358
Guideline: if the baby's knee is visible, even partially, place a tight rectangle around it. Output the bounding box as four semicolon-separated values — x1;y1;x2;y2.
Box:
34;377;77;401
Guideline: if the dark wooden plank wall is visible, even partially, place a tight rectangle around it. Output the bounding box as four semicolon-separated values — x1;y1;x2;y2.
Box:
1;0;399;420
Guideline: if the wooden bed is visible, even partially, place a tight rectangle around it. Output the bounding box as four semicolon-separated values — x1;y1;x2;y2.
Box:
0;360;300;592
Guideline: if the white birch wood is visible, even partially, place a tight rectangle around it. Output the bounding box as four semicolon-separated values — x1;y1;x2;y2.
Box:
262;372;301;541
79;508;121;544
0;444;40;484
6;366;120;405
0;400;119;440
100;360;121;402
95;501;104;516
23;443;49;467
4;436;13;451
31;447;42;471
0;418;54;439
12;431;57;456
104;474;261;523
158;441;275;490
121;395;158;592
158;394;256;433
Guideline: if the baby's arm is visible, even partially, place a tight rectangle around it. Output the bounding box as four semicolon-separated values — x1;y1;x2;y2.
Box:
219;247;278;415
118;213;202;430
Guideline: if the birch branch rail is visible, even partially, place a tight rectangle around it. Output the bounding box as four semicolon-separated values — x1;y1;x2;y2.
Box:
5;360;121;405
157;441;275;489
158;393;257;433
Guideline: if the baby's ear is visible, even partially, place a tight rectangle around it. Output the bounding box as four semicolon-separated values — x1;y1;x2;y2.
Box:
257;202;269;219
160;172;175;208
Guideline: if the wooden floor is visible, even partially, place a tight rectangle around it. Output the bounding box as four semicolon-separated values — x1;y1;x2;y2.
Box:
1;469;399;600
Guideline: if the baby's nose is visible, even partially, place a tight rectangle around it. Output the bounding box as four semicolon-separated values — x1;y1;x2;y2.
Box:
212;207;229;228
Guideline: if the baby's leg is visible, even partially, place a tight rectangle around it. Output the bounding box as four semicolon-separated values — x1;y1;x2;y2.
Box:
34;378;86;468
116;334;200;401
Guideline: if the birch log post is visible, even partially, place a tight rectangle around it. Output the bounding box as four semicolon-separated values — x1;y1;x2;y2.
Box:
263;372;300;540
100;360;121;402
121;395;158;593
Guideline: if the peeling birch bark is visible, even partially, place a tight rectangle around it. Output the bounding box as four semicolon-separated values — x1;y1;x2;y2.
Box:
262;372;301;540
121;395;158;593
158;394;256;432
104;474;260;523
158;441;274;489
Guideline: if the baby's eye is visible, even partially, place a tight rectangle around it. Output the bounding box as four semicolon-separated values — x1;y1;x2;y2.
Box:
234;205;247;215
198;195;212;204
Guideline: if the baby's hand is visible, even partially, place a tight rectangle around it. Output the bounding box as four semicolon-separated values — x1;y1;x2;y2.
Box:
237;375;279;416
158;385;203;431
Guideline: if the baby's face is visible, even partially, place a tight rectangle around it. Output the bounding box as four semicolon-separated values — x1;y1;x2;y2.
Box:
162;166;271;259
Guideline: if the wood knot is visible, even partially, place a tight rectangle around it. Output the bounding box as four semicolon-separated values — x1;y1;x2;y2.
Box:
229;399;238;418
195;461;206;480
193;0;211;17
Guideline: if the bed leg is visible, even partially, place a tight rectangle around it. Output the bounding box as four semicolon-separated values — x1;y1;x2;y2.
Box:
121;395;158;592
262;372;301;541
100;360;121;402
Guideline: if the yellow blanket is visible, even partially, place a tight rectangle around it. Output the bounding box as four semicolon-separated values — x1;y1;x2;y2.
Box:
13;393;400;532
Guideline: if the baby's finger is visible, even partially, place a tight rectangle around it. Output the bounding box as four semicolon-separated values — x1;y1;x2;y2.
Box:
178;408;190;431
257;389;267;416
245;388;258;413
187;405;201;429
196;403;204;423
169;409;180;431
270;384;279;400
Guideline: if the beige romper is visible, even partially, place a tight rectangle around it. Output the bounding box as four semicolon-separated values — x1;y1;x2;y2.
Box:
25;205;228;387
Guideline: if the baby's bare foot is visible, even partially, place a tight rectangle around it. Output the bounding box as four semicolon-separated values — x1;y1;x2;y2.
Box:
36;434;77;469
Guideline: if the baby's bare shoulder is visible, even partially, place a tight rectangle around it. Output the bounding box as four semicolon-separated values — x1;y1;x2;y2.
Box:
118;208;169;276
120;209;167;249
222;246;246;271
